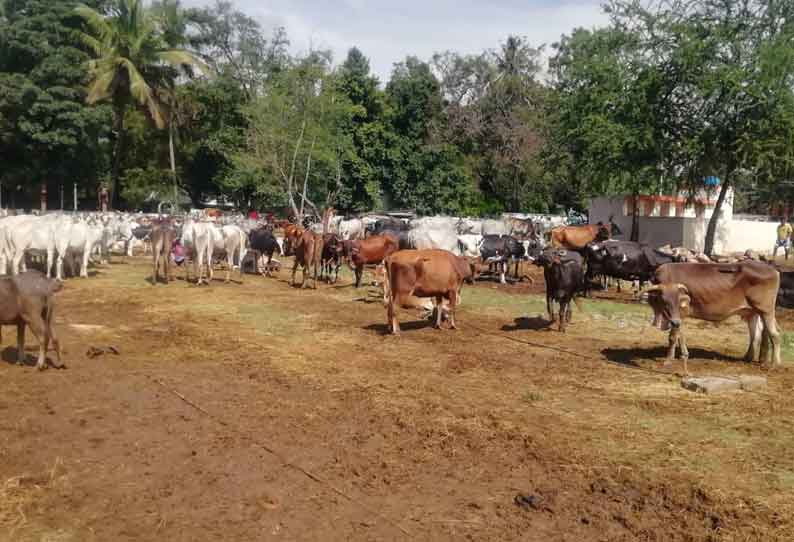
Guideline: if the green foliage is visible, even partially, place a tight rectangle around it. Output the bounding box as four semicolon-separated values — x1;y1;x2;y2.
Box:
0;0;110;205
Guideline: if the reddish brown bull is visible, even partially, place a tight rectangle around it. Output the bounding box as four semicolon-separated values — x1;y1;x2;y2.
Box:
384;249;471;334
283;224;304;256
644;261;781;374
344;234;399;288
550;219;621;250
291;230;324;289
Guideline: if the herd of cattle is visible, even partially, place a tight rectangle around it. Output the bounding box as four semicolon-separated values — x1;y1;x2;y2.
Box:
0;210;789;373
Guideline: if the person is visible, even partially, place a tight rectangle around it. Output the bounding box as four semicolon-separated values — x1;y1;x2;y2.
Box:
171;238;186;266
98;183;109;212
248;209;259;220
40;183;47;212
773;218;793;260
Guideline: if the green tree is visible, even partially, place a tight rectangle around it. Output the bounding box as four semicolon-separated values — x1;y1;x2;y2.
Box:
550;26;666;239
606;0;794;254
0;0;109;208
75;0;205;208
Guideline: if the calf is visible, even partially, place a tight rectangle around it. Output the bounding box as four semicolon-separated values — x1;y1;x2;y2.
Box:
344;234;400;288
535;248;585;332
321;233;343;283
0;271;62;370
645;261;781;374
248;227;282;277
291;230;324;289
479;234;525;284
150;223;176;284
384;249;471;334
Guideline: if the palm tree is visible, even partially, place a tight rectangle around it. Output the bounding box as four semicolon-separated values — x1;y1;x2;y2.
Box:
76;0;205;209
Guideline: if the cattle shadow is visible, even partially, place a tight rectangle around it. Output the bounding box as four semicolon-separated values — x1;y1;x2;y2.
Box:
0;346;62;368
501;316;552;332
364;320;433;335
601;346;738;368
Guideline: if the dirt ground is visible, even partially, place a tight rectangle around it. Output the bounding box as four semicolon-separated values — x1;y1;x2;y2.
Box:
2;257;794;541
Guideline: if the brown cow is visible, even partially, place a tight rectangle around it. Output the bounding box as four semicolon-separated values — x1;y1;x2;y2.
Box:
384;249;472;334
344;234;400;288
291;230;324;289
550;219;621;250
283;224;304;256
150;222;175;284
0;271;62;370
644;261;781;374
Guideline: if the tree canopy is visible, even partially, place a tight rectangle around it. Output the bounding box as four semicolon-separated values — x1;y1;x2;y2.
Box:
2;0;794;245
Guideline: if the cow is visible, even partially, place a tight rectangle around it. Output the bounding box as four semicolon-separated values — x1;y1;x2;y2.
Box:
291;230;324;289
150;222;176;284
505;216;537;239
534;248;585;332
644;261;781;374
479;235;526;284
248;227;282;276
343;234;400;288
282;224;304;256
384;249;473;334
0;271;62;370
584;240;677;295
366;217;409;237
180;218;212;285
320;233;344;283
777;270;794;308
550;218;622;250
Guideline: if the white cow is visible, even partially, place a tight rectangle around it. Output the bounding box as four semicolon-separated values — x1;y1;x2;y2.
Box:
408;223;459;253
209;223;248;282
53;217;106;279
5;215;59;277
338;218;365;240
181;218;213;284
456;234;483;258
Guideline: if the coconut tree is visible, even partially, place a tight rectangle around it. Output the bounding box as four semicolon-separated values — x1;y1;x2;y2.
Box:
75;0;205;208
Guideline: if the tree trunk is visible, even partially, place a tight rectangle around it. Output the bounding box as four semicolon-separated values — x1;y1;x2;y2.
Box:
704;176;731;256
299;136;316;221
110;103;126;210
631;193;640;242
169;115;178;205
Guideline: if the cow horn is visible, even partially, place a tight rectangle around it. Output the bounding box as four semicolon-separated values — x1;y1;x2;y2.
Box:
643;285;663;293
676;283;689;295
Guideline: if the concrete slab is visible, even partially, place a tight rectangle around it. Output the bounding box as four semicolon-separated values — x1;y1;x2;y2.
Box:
681;377;741;394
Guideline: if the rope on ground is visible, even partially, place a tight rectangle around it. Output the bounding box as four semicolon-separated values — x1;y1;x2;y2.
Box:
149;376;411;537
464;322;678;377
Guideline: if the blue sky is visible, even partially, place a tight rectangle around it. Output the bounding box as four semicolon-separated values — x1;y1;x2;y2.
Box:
182;0;609;82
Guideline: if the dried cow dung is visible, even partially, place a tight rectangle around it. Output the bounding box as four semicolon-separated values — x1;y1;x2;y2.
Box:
86;346;120;358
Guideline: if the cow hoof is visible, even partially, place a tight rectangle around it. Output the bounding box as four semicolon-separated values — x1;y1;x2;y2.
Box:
36;363;47;371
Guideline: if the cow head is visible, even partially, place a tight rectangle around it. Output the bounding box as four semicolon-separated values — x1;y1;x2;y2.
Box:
644;283;690;331
463;256;481;284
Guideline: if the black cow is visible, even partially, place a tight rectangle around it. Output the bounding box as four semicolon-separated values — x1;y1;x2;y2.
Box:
320;233;344;283
778;270;794;308
535;248;585;332
584;240;676;295
479;235;526;284
247;227;281;276
366;218;410;237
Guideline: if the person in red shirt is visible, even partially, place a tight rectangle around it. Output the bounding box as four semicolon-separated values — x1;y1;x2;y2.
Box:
248;209;259;220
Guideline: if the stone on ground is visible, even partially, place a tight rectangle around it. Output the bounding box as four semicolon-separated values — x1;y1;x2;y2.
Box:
680;375;768;394
681;377;741;394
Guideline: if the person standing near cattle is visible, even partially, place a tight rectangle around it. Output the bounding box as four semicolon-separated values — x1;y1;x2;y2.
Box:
773;218;793;260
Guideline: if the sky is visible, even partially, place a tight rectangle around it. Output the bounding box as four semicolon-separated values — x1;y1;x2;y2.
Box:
181;0;609;82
